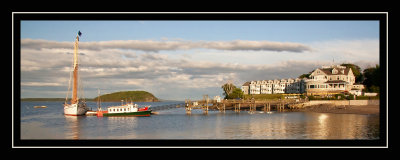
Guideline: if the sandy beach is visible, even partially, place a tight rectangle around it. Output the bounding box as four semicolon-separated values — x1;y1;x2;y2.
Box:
297;104;379;115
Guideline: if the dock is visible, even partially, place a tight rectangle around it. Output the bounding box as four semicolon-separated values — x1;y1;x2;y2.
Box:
184;95;307;114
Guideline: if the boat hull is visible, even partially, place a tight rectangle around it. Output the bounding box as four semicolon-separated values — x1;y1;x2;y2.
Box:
64;102;88;116
103;110;152;117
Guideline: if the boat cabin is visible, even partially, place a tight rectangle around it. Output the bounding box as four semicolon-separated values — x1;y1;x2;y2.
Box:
107;103;138;113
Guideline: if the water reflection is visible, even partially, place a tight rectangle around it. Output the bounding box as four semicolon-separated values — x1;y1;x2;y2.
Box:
23;100;379;140
64;115;80;139
105;117;139;139
216;112;379;139
304;113;379;139
316;114;328;139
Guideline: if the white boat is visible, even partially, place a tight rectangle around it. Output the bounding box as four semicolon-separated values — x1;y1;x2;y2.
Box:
99;102;151;117
64;31;88;116
65;102;87;116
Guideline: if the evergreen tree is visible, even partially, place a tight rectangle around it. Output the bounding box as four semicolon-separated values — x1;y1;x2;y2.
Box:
363;64;380;92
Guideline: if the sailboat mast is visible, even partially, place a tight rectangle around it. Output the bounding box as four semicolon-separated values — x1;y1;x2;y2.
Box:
97;88;101;110
71;31;81;104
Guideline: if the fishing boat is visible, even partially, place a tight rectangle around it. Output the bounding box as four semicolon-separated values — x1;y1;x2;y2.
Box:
101;102;151;117
63;31;88;116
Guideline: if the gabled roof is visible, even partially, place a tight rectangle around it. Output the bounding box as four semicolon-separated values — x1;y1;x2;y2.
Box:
319;67;351;75
242;82;250;86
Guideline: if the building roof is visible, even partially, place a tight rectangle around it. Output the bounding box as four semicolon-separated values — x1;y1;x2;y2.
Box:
319;67;351;75
242;82;250;86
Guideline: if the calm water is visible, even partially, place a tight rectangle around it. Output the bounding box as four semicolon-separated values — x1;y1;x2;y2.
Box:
20;101;379;140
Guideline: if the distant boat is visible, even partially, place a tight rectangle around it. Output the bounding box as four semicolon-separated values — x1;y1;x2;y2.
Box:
100;102;151;117
63;31;88;116
33;106;47;108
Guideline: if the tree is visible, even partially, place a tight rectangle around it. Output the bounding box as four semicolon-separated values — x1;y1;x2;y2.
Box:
298;73;311;79
221;83;235;99
341;63;363;83
227;88;244;99
363;64;380;92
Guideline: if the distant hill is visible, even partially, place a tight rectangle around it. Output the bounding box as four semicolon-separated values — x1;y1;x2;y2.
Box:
94;91;159;102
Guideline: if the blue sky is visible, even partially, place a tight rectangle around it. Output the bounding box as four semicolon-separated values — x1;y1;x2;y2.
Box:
20;20;380;100
21;21;379;42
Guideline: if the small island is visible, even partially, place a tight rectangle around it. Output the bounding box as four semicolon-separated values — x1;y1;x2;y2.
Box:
94;91;159;102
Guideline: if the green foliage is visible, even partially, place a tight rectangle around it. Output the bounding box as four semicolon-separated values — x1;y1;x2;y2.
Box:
298;73;311;79
221;83;236;99
244;94;283;100
226;88;244;99
94;91;159;102
363;64;380;92
335;94;345;100
356;95;380;100
345;94;355;100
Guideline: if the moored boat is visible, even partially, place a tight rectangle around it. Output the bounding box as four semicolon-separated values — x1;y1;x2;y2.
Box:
33;106;47;108
101;102;151;117
63;31;88;116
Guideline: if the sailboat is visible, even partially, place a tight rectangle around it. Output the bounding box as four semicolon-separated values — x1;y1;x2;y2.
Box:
64;31;88;116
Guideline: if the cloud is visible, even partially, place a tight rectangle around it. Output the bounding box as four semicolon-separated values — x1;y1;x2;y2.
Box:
21;39;312;53
20;38;379;100
306;39;379;65
202;40;312;52
21;82;63;87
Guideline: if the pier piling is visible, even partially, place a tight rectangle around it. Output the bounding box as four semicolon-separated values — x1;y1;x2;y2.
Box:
183;98;305;114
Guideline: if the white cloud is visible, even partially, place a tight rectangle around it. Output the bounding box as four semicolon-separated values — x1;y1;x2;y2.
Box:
21;82;63;87
306;39;379;65
21;39;312;53
20;38;379;100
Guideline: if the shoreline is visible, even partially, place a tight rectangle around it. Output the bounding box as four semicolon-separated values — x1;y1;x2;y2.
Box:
295;104;379;115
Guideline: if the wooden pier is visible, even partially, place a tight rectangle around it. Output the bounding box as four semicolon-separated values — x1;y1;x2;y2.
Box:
184;95;307;114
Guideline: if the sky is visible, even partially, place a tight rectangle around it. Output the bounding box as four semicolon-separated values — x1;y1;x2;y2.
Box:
20;20;380;100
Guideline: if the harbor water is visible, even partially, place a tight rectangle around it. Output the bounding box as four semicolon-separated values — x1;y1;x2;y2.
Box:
20;101;379;140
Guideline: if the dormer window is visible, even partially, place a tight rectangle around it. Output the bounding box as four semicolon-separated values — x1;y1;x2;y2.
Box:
332;68;338;74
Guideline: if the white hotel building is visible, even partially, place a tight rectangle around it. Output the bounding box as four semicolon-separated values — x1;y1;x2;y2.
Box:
241;65;364;96
241;78;305;95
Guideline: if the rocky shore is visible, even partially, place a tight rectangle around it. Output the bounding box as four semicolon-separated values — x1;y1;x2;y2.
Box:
296;104;380;115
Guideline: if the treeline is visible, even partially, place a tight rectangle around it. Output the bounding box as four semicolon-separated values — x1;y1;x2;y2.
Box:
94;91;159;102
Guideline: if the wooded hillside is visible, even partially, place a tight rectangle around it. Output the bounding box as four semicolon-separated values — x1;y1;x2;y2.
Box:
94;91;159;102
